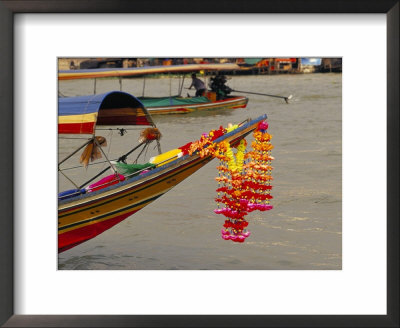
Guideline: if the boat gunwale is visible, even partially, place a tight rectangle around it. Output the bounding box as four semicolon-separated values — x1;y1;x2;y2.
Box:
145;95;248;112
58;156;211;229
58;153;211;214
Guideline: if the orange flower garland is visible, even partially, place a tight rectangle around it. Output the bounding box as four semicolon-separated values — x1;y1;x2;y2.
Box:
214;120;274;243
178;120;274;243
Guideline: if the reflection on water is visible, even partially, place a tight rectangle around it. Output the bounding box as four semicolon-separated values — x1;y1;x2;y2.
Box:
58;73;342;270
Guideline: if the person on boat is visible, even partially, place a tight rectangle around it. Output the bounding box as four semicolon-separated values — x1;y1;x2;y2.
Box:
188;73;206;97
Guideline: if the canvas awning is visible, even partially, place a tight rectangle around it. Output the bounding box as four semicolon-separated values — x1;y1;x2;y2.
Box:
58;91;155;134
58;63;241;80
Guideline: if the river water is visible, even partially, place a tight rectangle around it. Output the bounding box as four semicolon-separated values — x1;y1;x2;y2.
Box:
58;73;342;270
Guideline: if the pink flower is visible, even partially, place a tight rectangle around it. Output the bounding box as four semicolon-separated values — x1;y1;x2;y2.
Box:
258;121;269;131
221;229;230;236
231;235;245;243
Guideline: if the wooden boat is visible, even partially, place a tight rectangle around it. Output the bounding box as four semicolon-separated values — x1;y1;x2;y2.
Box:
58;63;248;115
58;90;267;253
136;94;248;115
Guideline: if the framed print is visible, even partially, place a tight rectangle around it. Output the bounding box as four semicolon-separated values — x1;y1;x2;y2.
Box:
1;1;398;327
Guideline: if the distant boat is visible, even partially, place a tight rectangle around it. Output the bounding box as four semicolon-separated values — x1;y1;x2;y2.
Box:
58;63;248;115
58;91;267;252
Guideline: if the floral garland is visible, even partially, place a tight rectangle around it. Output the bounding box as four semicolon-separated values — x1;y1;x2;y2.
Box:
214;121;274;243
178;120;274;243
185;125;226;158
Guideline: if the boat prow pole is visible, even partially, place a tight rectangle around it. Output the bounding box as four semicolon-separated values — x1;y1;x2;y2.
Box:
232;89;293;104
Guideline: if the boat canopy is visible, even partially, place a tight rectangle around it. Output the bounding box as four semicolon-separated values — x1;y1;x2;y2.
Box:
138;95;210;108
58;63;240;80
244;58;263;65
58;91;155;134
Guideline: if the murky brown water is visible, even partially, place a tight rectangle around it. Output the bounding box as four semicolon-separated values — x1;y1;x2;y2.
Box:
58;72;342;270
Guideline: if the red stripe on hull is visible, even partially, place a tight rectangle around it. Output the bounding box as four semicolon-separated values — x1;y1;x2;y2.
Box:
58;209;138;253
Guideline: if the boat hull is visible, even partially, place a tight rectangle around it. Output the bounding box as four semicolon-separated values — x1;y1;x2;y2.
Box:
146;96;248;115
58;155;212;252
58;116;265;252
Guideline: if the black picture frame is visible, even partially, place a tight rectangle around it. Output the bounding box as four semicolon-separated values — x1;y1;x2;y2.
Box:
1;1;398;327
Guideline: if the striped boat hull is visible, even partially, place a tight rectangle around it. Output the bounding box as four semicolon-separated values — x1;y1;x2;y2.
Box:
146;96;248;115
59;155;211;252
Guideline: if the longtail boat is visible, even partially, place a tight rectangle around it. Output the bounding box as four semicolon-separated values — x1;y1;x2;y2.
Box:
58;91;267;252
58;63;248;115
